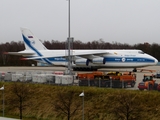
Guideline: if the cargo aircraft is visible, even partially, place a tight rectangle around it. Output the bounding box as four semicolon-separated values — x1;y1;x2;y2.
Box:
5;28;158;71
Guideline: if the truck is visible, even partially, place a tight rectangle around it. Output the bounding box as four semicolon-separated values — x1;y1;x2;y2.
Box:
77;71;104;86
138;74;158;90
77;71;104;80
78;71;136;88
106;71;136;88
157;84;160;91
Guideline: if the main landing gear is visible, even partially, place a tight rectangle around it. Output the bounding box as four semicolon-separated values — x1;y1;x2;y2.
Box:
133;68;137;72
73;67;98;71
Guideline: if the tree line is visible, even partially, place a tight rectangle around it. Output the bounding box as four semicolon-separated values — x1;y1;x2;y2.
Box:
0;40;159;66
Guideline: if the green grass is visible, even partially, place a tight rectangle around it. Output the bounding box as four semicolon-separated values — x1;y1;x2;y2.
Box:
1;82;160;120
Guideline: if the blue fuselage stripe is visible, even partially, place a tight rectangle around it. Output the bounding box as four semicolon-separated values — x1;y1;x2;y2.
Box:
35;57;155;63
23;35;53;64
104;57;154;63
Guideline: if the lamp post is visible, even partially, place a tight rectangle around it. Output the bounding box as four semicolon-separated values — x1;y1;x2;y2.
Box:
79;91;84;120
67;0;72;75
0;85;4;117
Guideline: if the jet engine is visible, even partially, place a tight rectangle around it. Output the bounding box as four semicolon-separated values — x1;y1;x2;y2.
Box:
92;57;106;64
74;58;91;66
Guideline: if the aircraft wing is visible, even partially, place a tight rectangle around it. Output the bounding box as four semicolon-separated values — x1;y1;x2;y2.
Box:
74;51;109;58
20;51;109;60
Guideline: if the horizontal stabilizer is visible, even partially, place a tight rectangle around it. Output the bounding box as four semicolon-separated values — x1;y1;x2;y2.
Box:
4;52;35;56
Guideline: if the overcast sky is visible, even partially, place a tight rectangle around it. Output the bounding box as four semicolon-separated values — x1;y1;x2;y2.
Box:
1;0;160;45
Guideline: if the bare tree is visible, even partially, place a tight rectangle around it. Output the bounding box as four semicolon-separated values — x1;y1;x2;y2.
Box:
50;89;81;120
109;92;142;120
8;82;34;120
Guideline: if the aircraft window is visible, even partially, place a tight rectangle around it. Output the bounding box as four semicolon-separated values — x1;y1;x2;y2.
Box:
138;51;144;54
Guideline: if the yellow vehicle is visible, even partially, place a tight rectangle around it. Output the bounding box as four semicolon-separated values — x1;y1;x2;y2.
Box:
106;71;136;88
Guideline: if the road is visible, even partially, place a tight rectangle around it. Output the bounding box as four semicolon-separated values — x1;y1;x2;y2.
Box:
0;117;19;120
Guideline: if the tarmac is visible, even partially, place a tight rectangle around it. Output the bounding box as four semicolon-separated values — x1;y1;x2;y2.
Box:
0;66;160;90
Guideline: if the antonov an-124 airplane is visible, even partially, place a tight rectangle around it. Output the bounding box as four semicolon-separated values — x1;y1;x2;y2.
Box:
6;28;158;71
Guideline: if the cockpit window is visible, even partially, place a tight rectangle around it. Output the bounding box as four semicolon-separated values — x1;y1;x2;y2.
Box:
138;51;144;54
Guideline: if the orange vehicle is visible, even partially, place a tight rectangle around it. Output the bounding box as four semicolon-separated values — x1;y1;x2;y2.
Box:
107;72;136;88
77;71;104;80
138;74;158;90
78;71;136;88
106;71;122;80
157;84;160;91
120;72;136;87
77;71;105;86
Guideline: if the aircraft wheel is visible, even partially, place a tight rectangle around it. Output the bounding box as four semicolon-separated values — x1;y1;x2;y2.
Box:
124;83;127;88
131;82;135;87
153;83;158;90
148;84;153;90
133;68;137;72
105;82;110;87
139;89;144;91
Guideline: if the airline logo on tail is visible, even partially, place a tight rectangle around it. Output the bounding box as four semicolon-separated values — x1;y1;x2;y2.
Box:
22;31;53;65
28;36;33;38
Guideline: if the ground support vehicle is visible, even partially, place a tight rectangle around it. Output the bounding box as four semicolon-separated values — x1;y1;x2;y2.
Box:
107;72;136;88
153;72;160;78
78;71;106;87
78;71;136;88
157;84;160;91
78;79;110;87
77;71;104;80
138;74;158;90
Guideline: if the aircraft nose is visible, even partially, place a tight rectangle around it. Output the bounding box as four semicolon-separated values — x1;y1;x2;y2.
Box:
154;58;158;64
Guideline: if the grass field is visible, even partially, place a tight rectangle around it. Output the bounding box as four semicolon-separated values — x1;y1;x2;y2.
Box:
0;81;160;120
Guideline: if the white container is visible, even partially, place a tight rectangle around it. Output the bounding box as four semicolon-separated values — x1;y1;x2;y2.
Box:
24;76;32;81
0;72;6;80
61;75;73;85
55;75;63;84
16;71;25;76
4;72;12;81
37;74;47;83
46;74;55;83
25;71;33;77
12;74;24;82
32;74;39;83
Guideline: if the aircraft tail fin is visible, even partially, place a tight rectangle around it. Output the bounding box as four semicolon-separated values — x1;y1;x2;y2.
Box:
21;28;48;51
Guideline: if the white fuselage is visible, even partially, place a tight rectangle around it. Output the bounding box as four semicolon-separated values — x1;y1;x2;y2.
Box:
20;49;158;68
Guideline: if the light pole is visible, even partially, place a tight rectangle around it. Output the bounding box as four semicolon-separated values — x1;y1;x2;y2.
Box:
67;0;72;75
0;85;4;117
79;91;84;120
68;0;70;38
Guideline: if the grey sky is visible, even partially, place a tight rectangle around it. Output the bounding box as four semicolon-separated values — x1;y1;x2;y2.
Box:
1;0;160;45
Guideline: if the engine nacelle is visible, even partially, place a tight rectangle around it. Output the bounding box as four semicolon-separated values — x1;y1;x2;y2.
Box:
92;57;106;64
74;58;90;66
